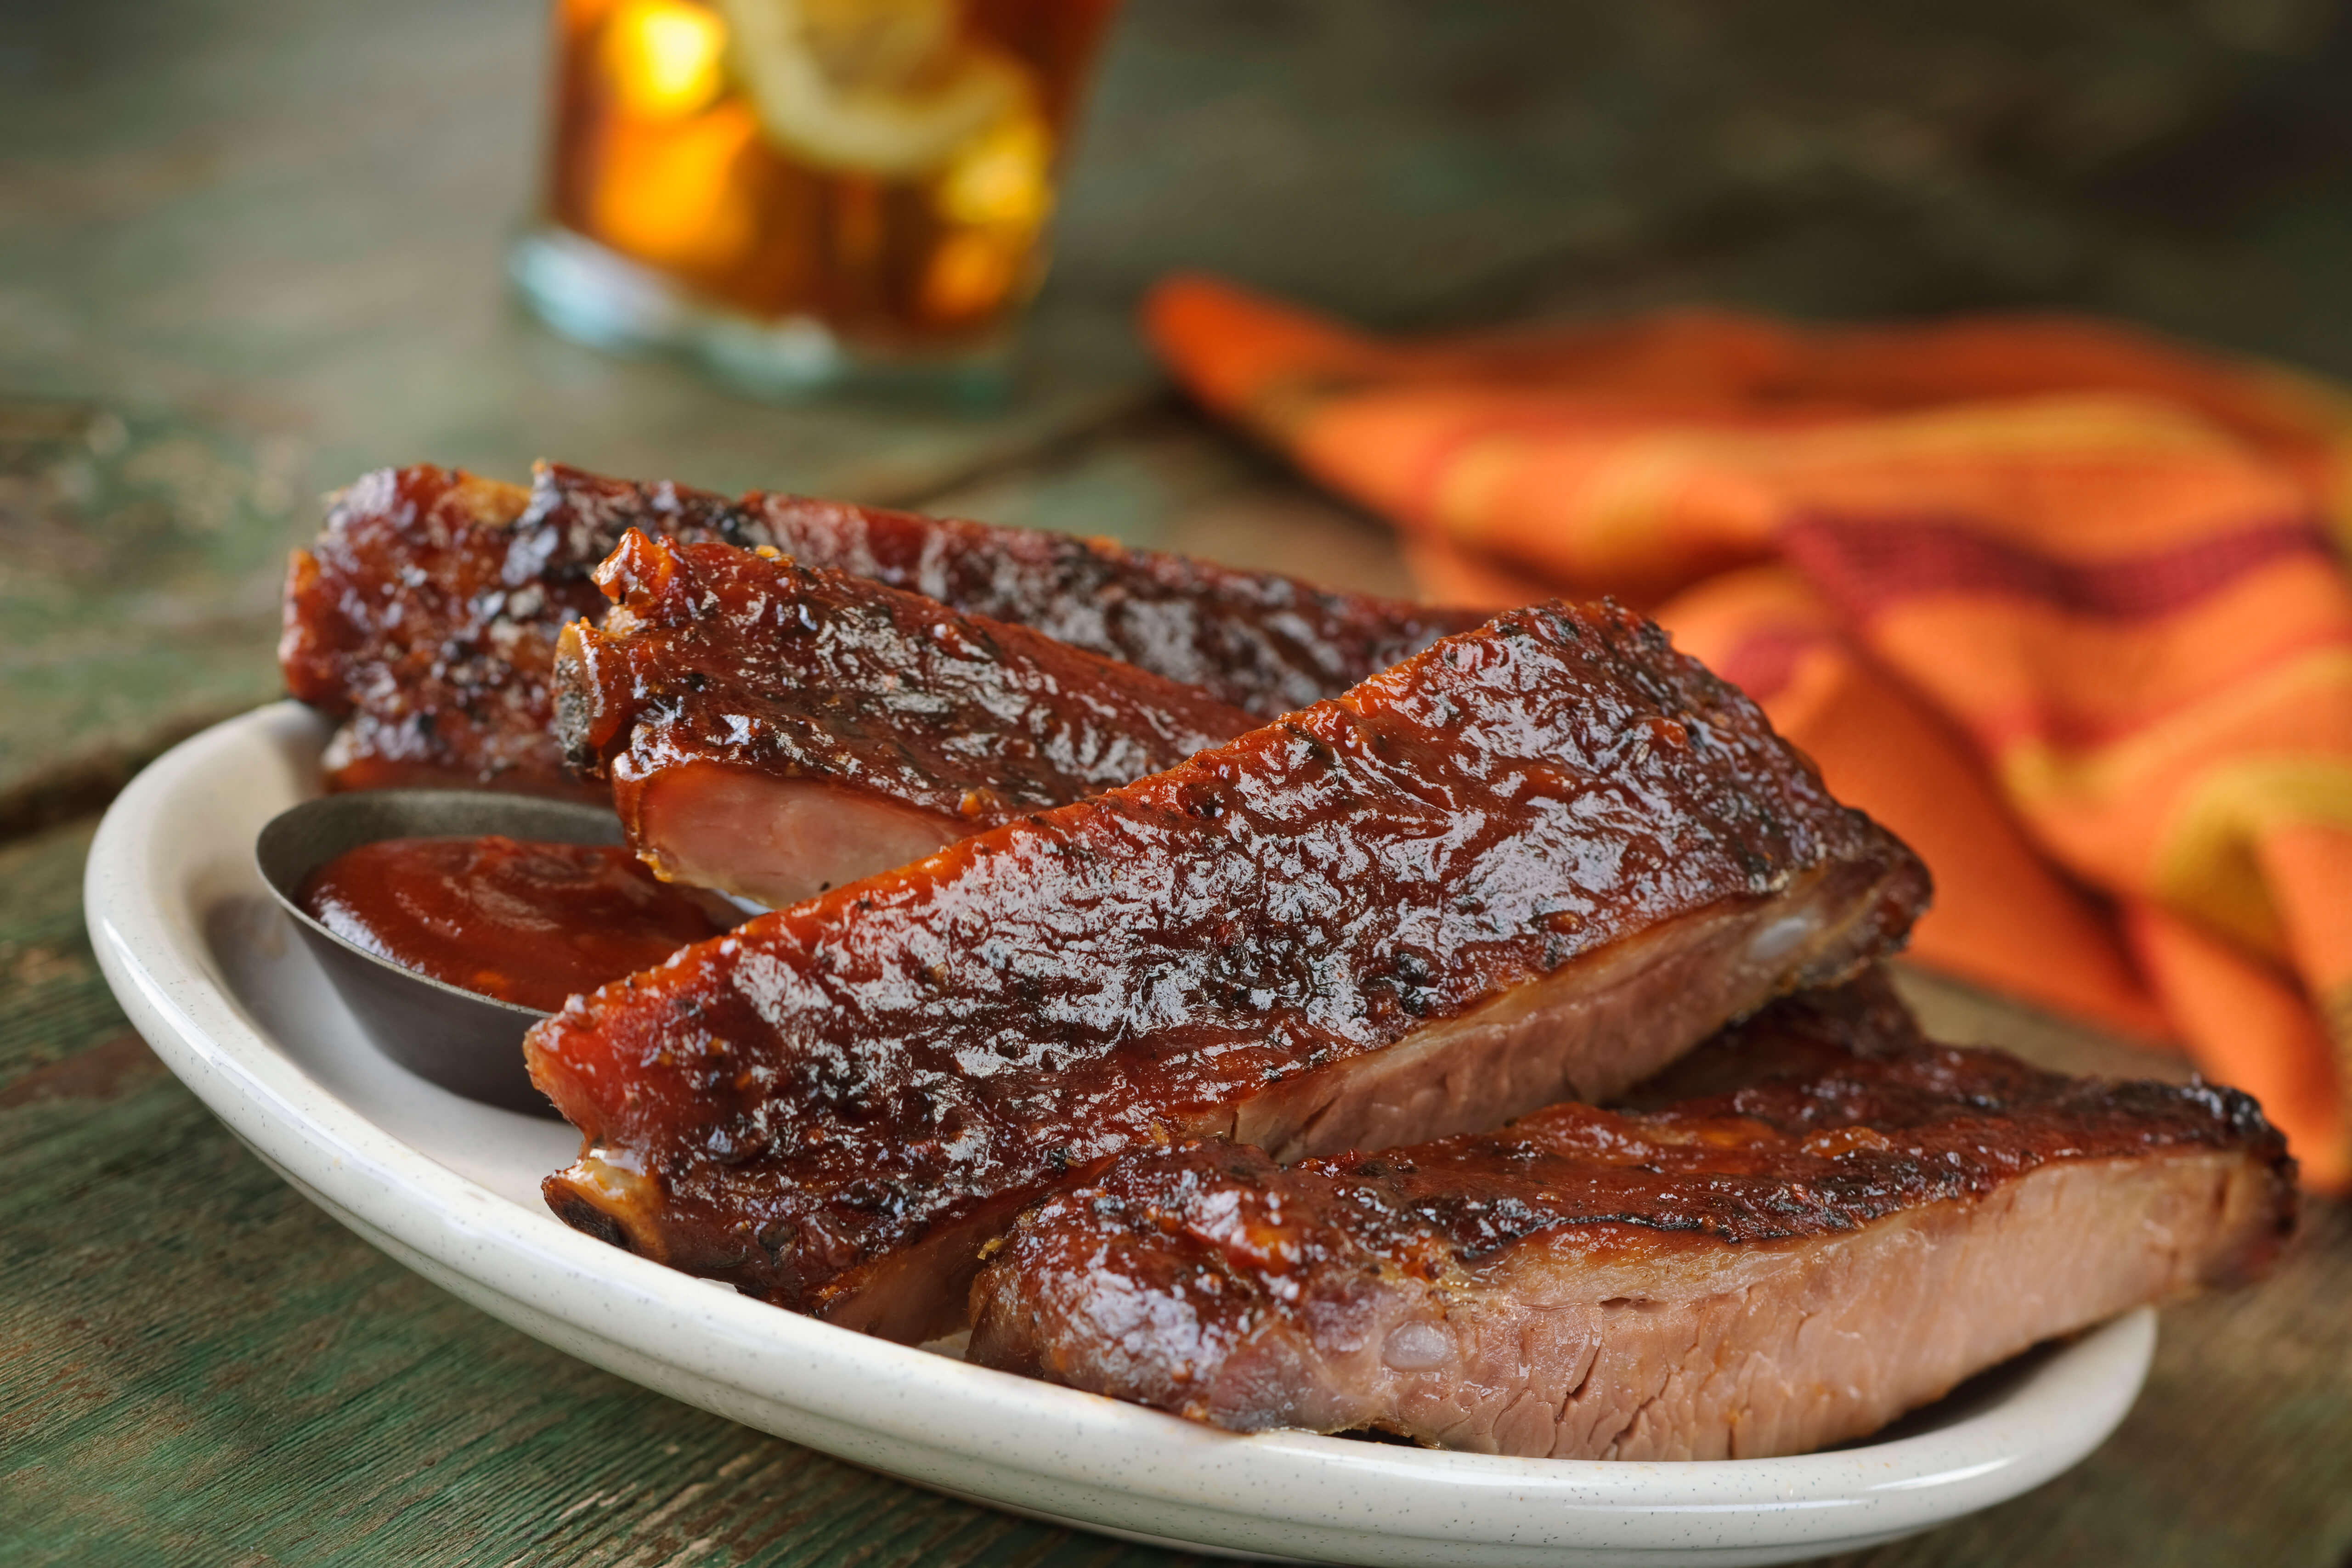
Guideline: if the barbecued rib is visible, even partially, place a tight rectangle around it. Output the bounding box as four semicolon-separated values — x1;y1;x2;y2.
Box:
967;974;2295;1460
281;462;1481;796
279;465;765;795
542;464;1487;717
526;600;1930;1342
558;531;1255;907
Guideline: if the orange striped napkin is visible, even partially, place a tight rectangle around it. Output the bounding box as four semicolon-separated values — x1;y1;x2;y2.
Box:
1149;276;2352;1188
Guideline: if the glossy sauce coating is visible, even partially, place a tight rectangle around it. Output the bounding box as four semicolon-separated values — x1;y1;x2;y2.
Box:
1009;976;2292;1269
967;975;2296;1450
525;601;1927;1332
279;465;762;795
542;465;1487;717
722;481;1488;717
282;461;1481;796
559;530;1255;831
299;836;734;1011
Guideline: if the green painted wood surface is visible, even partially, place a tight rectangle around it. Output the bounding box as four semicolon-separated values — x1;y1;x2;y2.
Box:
0;821;1195;1568
5;817;2352;1568
12;0;2352;1559
0;401;294;831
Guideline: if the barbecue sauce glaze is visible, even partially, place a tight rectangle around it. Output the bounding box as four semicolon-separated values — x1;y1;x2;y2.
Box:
299;836;733;1011
280;461;1480;795
526;600;1930;1337
559;530;1255;833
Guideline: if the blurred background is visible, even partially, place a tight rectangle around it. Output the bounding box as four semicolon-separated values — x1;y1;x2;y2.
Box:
9;0;2352;825
13;0;2352;829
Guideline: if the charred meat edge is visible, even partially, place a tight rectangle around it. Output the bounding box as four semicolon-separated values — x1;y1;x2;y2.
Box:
527;601;1929;1343
968;979;2295;1459
282;461;1482;795
554;530;1254;908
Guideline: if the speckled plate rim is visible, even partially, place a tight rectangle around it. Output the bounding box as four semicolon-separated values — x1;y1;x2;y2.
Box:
85;702;2157;1568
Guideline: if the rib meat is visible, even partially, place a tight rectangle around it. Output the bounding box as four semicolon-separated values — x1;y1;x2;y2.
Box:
282;462;1479;795
558;531;1255;907
526;601;1929;1342
544;464;1486;717
967;975;2295;1459
278;465;762;795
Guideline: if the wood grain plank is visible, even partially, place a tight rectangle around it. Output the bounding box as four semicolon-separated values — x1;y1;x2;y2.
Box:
0;405;289;834
5;813;2350;1566
0;821;128;1095
0;816;1199;1568
0;1074;1196;1568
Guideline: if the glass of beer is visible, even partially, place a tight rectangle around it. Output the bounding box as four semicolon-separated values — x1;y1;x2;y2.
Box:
511;0;1119;399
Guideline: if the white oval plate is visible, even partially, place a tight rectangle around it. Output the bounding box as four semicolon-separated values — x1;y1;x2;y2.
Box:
86;703;2155;1567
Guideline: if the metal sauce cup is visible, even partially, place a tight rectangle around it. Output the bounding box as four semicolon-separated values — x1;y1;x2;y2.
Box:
254;790;624;1117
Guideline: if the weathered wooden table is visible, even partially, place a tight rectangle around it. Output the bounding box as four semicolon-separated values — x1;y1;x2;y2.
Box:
7;2;2352;1563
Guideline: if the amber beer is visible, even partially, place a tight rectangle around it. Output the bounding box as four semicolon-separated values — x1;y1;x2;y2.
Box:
516;0;1117;391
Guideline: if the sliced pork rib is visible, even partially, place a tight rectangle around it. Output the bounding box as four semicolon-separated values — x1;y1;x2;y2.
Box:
279;465;766;794
282;462;1481;796
967;975;2295;1460
558;531;1254;906
542;464;1486;717
526;601;1929;1342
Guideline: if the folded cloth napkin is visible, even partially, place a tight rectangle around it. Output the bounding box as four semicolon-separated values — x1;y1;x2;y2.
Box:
1148;276;2352;1189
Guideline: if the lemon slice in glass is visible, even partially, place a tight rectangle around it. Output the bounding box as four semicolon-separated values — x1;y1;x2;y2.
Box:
716;0;1032;178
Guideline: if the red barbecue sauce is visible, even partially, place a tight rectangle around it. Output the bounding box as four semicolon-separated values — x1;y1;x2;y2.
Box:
298;836;734;1011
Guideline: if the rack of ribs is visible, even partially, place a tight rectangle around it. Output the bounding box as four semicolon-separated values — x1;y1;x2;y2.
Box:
526;600;1929;1342
281;462;1481;795
967;973;2295;1460
559;530;1255;907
